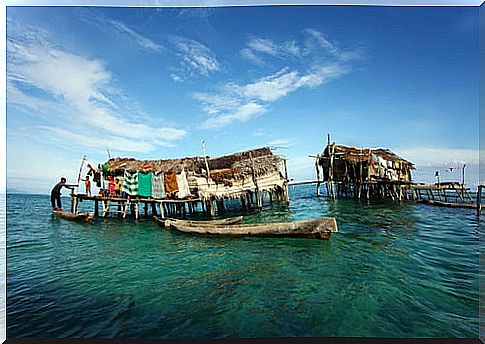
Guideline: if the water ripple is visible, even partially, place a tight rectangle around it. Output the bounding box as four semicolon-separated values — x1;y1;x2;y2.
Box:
6;189;480;338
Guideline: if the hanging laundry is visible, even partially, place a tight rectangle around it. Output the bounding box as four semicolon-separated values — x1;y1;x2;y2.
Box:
152;171;165;199
122;170;138;196
177;170;191;199
137;172;153;197
164;171;179;196
93;171;102;188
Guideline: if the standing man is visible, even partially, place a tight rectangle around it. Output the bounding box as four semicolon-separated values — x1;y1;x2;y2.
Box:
50;177;75;210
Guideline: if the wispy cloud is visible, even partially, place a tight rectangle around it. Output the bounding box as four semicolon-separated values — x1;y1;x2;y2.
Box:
199;102;266;129
109;19;164;52
80;13;164;53
240;48;265;65
240;29;358;66
41;126;159;153
195;29;358;129
170;36;220;81
7;23;187;154
267;138;295;148
245;37;302;60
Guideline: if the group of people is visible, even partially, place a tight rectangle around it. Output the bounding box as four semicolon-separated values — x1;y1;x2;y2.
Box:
50;174;124;210
97;176;123;197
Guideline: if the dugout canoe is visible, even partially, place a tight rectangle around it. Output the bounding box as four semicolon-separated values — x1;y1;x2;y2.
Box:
155;216;243;228
53;209;94;223
164;217;338;239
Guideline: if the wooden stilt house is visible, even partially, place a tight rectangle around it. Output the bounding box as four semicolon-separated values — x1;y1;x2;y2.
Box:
314;142;415;201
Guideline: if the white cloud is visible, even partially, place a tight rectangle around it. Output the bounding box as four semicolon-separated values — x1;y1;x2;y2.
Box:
248;38;279;56
79;13;163;53
267;138;294;148
194;64;347;128
200;102;266;129
242;37;302;63
195;30;355;129
41;126;158;152
7;23;187;153
241;29;359;67
109;20;164;52
170;36;220;80
304;29;339;57
240;48;265;65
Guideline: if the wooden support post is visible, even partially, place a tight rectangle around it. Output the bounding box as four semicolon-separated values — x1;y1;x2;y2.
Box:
315;156;321;197
209;200;215;217
329;143;336;200
240;196;246;209
94;199;99;217
283;159;290;205
477;185;483;216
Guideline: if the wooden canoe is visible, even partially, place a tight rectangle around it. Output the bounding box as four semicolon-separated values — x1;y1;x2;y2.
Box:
155;216;243;228
165;217;338;239
53;209;94;223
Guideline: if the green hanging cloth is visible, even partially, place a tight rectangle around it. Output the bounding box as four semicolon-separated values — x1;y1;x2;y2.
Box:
137;172;153;197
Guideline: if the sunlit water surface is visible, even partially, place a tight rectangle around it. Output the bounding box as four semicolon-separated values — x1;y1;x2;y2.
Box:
6;185;481;338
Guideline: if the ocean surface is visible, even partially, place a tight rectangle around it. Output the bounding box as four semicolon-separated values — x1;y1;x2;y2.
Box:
6;185;482;338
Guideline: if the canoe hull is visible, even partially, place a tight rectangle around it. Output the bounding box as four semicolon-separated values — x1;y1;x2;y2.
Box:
166;218;338;239
155;216;243;228
53;210;94;223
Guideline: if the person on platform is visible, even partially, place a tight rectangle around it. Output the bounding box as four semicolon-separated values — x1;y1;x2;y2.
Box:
80;175;92;197
50;177;75;210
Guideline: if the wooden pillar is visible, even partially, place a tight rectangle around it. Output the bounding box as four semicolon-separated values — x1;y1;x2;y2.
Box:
209;200;215;217
283;159;290;205
94;198;99;217
70;195;77;213
477;185;483;216
315;156;321;197
240;195;246;209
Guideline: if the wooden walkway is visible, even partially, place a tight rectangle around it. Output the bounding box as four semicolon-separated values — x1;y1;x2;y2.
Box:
71;194;205;220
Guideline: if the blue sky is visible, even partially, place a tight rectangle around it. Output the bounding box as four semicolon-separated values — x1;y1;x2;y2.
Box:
6;5;480;194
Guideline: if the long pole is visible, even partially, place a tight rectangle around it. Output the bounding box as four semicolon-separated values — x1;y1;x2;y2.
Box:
201;139;210;185
76;155;87;193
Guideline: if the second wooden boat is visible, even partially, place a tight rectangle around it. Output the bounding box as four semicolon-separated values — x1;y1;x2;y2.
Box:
155;216;243;228
53;209;95;223
164;217;338;239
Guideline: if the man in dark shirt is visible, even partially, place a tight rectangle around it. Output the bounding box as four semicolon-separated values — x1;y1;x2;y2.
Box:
50;177;75;210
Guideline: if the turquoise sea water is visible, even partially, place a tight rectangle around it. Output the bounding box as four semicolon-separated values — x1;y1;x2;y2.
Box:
6;185;481;338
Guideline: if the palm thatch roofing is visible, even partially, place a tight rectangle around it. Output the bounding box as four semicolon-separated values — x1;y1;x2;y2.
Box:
104;147;285;180
320;144;414;169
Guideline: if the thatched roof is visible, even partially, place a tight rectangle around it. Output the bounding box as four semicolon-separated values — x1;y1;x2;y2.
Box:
322;144;414;168
104;147;284;180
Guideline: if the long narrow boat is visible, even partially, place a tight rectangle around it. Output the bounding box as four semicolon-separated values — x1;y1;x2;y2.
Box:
154;216;243;228
164;217;338;239
52;209;94;223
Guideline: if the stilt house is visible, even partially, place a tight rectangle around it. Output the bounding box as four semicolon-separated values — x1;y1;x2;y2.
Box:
315;143;415;200
103;147;289;210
